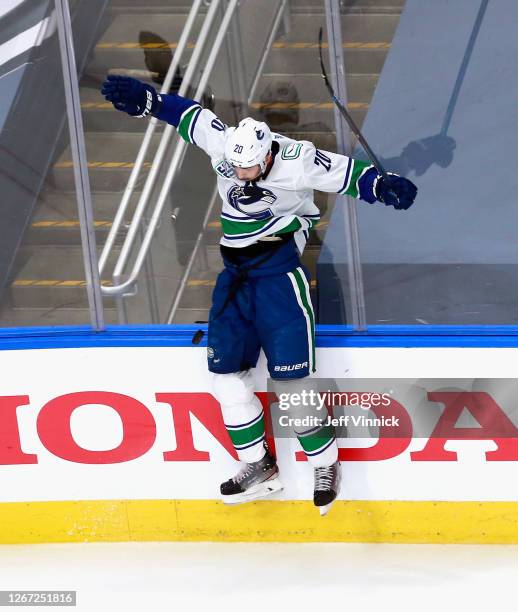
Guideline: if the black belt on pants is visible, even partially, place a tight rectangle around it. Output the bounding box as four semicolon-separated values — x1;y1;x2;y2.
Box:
191;232;294;344
214;233;293;319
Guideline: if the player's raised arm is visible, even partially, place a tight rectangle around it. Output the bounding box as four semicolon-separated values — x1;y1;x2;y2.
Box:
101;75;225;159
298;141;417;210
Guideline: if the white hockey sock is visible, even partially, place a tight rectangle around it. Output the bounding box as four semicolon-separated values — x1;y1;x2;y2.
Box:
271;377;339;468
212;371;266;463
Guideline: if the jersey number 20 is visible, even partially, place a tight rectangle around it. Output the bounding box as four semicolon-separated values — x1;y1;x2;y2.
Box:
314;149;332;172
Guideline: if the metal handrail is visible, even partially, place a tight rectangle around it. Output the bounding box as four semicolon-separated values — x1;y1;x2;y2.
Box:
166;182;219;324
101;0;239;298
98;0;206;278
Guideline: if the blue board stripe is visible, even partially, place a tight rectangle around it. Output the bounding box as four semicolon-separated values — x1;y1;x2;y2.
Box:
0;325;518;350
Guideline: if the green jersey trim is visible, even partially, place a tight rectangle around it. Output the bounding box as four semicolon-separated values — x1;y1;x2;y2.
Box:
177;105;201;143
220;215;317;239
339;159;372;198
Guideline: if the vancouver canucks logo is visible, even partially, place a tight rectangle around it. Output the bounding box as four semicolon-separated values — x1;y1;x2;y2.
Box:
227;183;277;220
256;129;264;140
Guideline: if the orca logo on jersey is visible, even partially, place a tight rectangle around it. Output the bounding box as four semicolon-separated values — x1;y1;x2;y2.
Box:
227;183;277;220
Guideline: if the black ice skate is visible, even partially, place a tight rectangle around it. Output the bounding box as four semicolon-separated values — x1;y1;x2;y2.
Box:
313;461;341;516
220;443;282;504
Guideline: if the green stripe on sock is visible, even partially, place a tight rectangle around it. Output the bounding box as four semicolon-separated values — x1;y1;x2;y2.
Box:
292;268;316;372
341;159;371;198
226;414;265;448
178;106;199;143
297;424;335;454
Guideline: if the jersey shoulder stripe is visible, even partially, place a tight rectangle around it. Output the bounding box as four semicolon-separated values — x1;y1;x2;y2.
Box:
177;106;202;143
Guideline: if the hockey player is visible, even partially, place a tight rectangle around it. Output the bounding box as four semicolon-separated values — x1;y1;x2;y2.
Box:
101;75;417;515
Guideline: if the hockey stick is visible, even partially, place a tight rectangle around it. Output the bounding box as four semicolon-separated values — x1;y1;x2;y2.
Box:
318;27;389;180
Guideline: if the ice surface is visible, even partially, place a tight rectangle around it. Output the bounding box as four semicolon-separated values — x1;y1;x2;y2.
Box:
0;542;516;611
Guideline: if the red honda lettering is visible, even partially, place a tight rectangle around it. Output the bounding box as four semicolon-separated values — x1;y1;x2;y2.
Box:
159;393;238;461
37;391;156;464
0;395;38;464
411;392;518;461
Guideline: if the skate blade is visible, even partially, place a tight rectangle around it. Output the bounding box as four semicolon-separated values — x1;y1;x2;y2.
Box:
222;477;283;505
319;502;334;516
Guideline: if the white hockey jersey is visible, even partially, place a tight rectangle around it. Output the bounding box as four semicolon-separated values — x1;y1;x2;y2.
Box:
175;102;374;252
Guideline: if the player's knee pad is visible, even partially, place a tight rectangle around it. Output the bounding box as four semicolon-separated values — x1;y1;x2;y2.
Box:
212;370;255;408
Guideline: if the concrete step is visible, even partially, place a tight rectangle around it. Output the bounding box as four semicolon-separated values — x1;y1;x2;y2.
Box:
25;220;118;248
8;281;106;311
98;13;204;45
88;36;390;79
35;189;142;221
264;46;388;75
291;0;405;13
106;0;403;12
108;0;203;9
49;132;165;191
258;74;377;103
171;308;210;324
281;14;399;41
8;246;119;310
27;189;141;247
107;0;405;14
82;74;374;133
107;0;401;12
7;237;329;317
95;12;397;47
88;11;396;78
0;306;119;327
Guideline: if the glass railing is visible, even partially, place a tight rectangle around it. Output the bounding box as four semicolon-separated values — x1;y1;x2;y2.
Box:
0;0;94;327
1;0;515;330
321;0;518;326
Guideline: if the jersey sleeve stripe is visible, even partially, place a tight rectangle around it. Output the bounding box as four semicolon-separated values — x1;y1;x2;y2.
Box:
177;105;202;143
189;106;202;145
340;159;372;198
338;157;353;194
